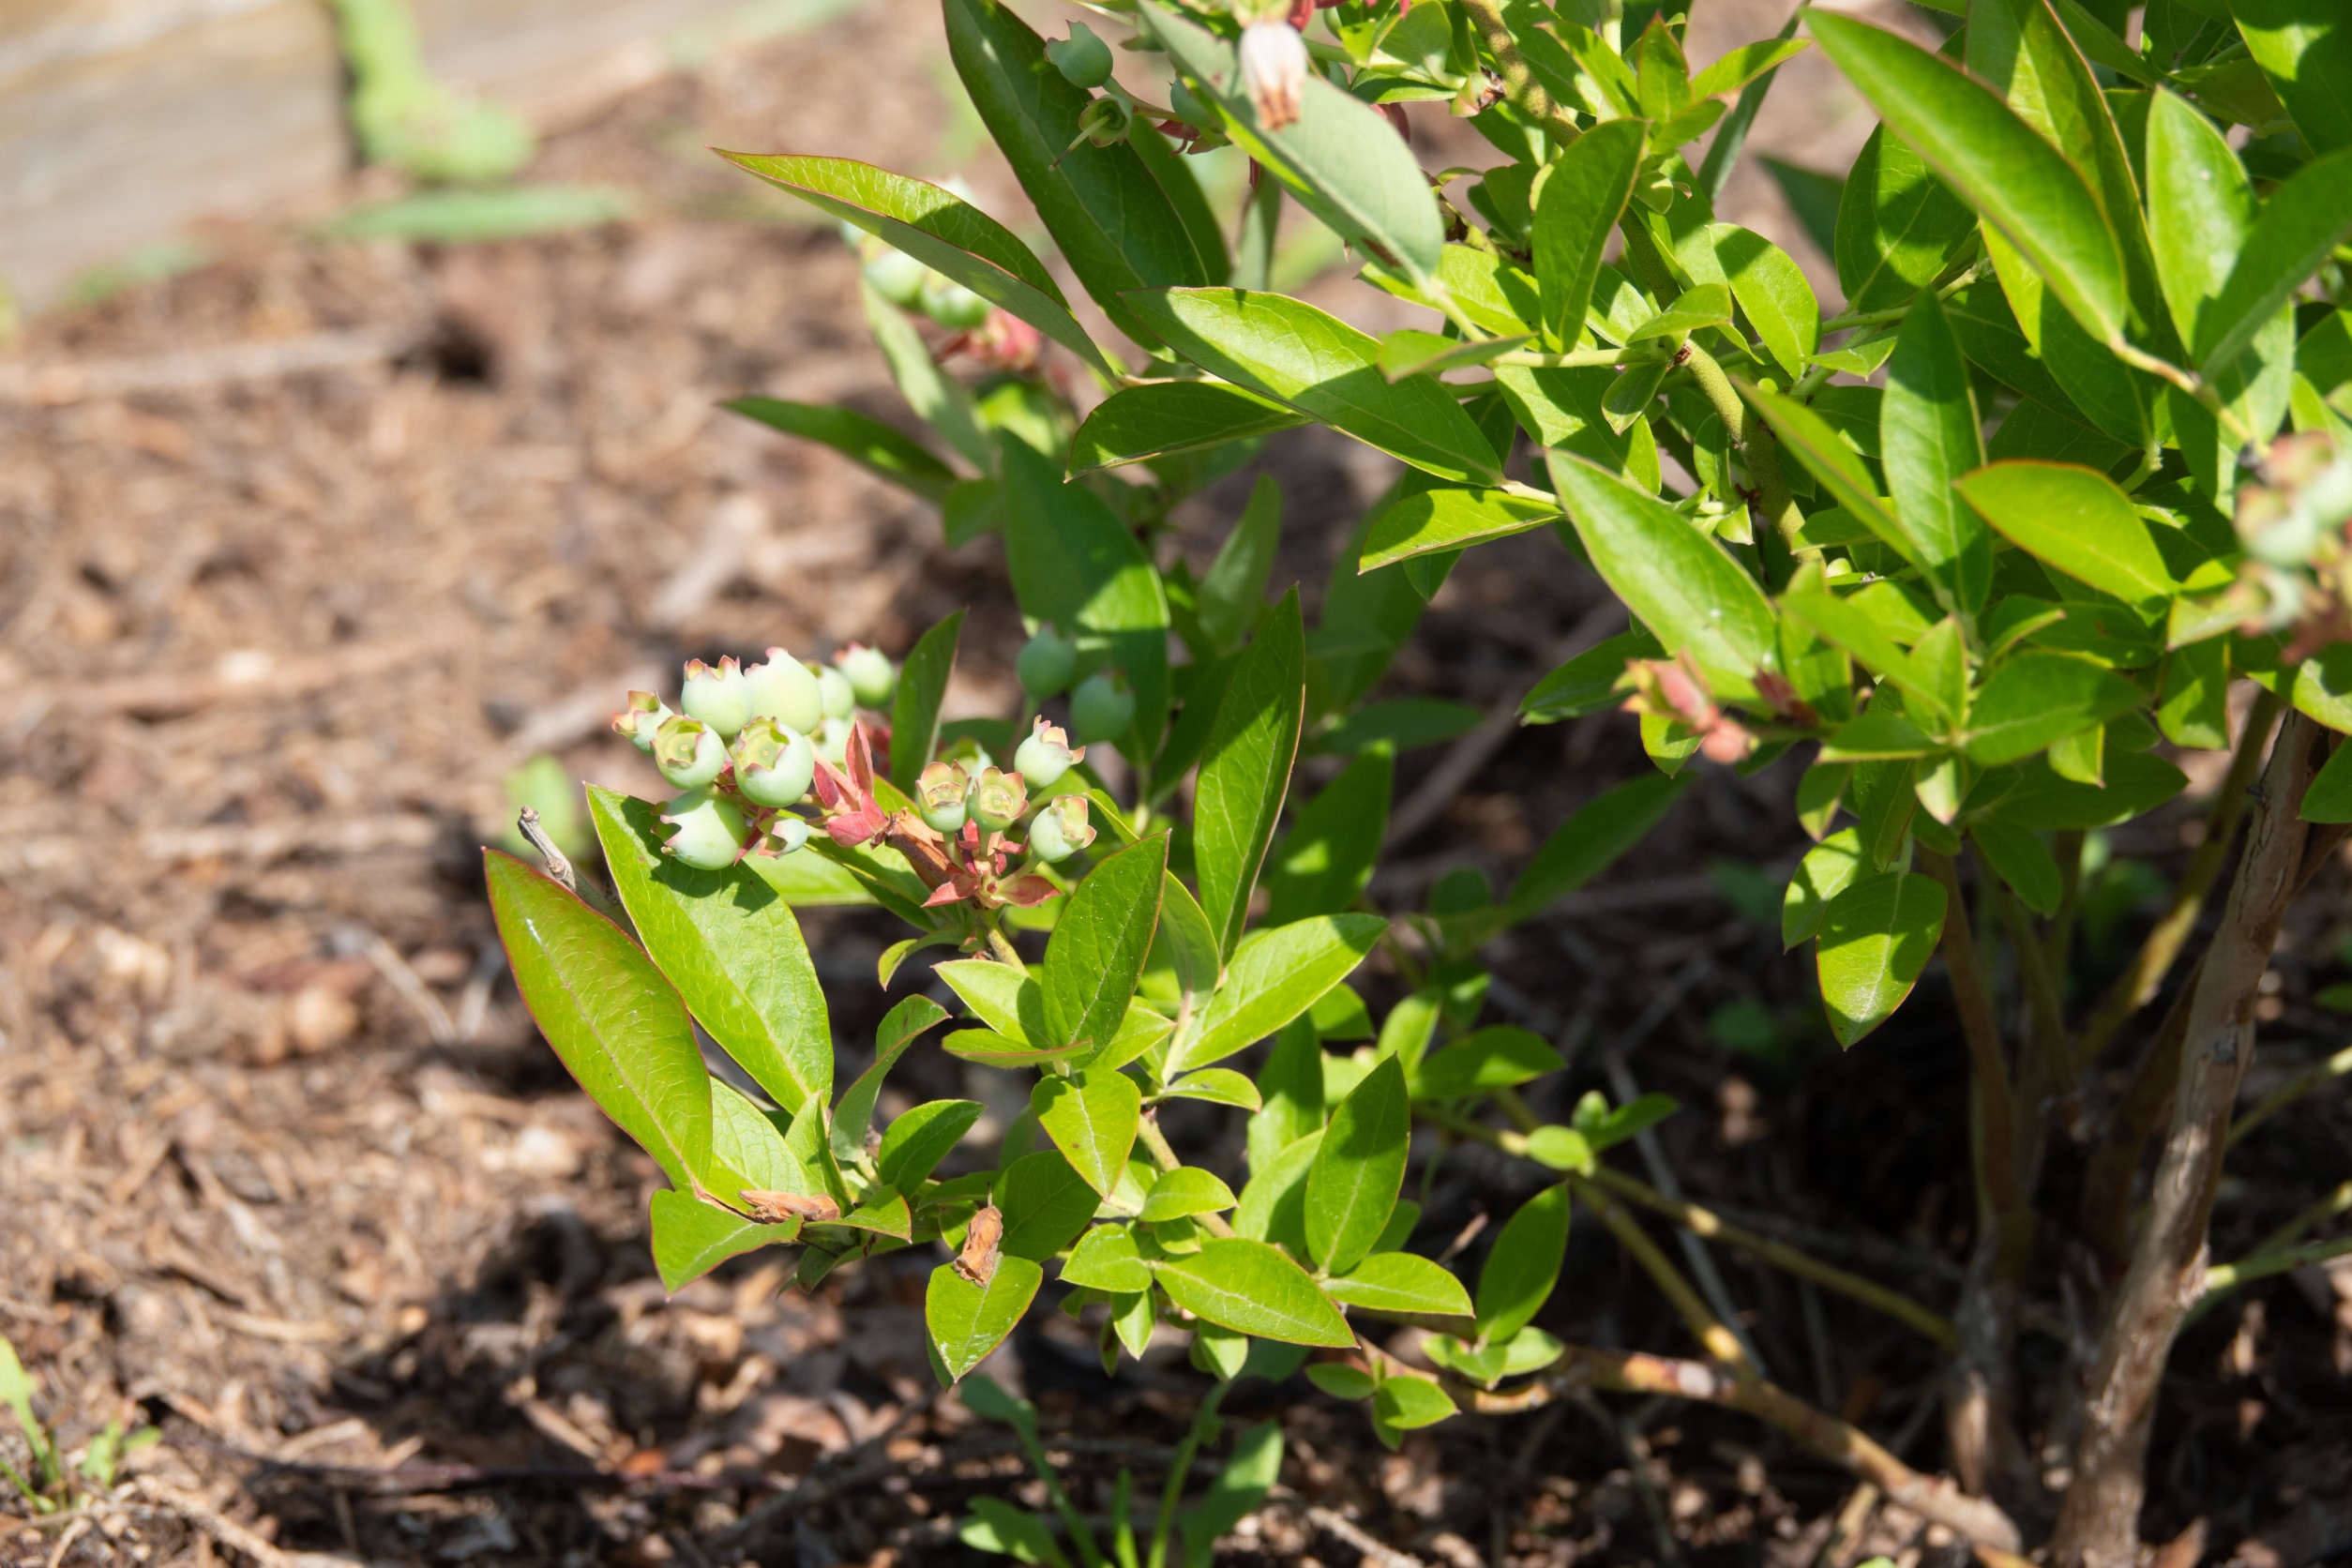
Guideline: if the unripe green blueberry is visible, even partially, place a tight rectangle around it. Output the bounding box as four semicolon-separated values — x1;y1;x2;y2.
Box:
765;815;813;854
653;715;728;791
1014;716;1084;792
661;787;748;869
1028;794;1095;863
817;664;856;722
920;275;990;332
611;690;671;753
969;765;1029;833
837;643;897;709
680;656;752;738
1168;79;1212;128
863;247;930;308
1046;21;1115;88
1070;670;1136;746
1017;626;1078;698
816;716;853;765
916;760;972;836
745;647;824;735
732;717;816;808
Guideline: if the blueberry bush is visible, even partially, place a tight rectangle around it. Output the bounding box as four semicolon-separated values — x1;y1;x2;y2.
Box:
488;0;2352;1558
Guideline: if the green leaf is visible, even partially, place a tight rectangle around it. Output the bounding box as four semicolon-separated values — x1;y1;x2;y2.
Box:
585;790;832;1119
935;957;1043;1044
1305;1056;1409;1274
1533;118;1649;351
1624;283;1736;344
1195;591;1307;958
1816;871;1948;1048
1002;440;1171;758
649;1189;798;1294
1970;822;2063;914
1068;382;1306;475
1178;1421;1282;1568
2299;735;2352;823
1032;1068;1143;1197
487;850;710;1191
2228;0;2352;154
1782;827;1865;948
2193;147;2352;373
1137;1;1443;283
1322;1252;1474;1320
1123;289;1502;486
1151;1237;1353;1346
834;995;954;1164
718;153;1111;378
1359;486;1559;572
1161;1068;1262;1110
883;610;964;793
1580;1093;1679;1152
1064;1224;1154;1293
928;1255;1045;1381
1475;1183;1571;1343
1247;1016;1325;1174
2146;87;2258;358
961;1496;1072;1568
1742;382;1919;576
1546;452;1777;699
1315;697;1484;753
1198;475;1284;655
1409;1027;1561;1100
1834;125;1977;315
1716;227;1819;378
1045;835;1168;1059
1264;747;1392;927
1807;11;2126;341
1377;329;1536;382
1372;1374;1456;1435
1954;461;2178;611
1176;914;1386;1074
1141;1166;1239;1223
1500;772;1688;928
998;1149;1101;1261
721;399;957;502
878;1100;985;1190
1981;750;2188;829
1963;652;2144;764
712;1080;804;1195
1235;1129;1321;1252
942;0;1213;350
1880;294;1990;614
1520;629;1666;724
942;1028;1085;1070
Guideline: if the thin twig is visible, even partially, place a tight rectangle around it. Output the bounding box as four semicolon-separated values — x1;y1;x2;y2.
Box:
1304;1505;1431;1568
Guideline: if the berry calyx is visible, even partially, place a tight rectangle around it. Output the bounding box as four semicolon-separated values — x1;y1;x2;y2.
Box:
732;717;817;807
1028;794;1095;864
680;656;752;738
653;715;728;791
917;760;972;836
970;766;1029;833
1014;716;1084;792
612;690;671;753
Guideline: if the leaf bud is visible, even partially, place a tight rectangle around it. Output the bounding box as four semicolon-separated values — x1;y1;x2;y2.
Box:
1237;19;1306;130
660;787;748;870
970;765;1029;833
1014;716;1084;792
1046;21;1115;89
680;656;752;738
1070;669;1136;745
917;760;972;835
745;647;825;734
611;690;671;753
862;247;930;308
1028;794;1095;863
817;663;857;722
732;717;817;807
653;714;728;791
1017;626;1078;697
763;814;813;855
837;642;897;709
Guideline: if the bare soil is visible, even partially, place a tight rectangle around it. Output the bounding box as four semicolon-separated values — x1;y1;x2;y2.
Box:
2;2;2348;1564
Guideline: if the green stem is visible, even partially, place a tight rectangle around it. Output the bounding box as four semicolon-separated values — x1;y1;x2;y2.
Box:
1683;343;1810;566
1455;0;1583;148
1145;1381;1230;1568
985;920;1028;972
1137;1113;1233;1235
2205;1232;2352;1293
2107;338;2256;445
2230;1043;2352;1145
1494;344;1675;369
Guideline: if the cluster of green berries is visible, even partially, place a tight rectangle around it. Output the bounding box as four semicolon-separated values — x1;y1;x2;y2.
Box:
849;188;992;332
611;643;899;870
1016;625;1136;745
914;716;1094;864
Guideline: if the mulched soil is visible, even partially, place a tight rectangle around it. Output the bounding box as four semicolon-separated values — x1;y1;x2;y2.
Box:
3;1;2348;1563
